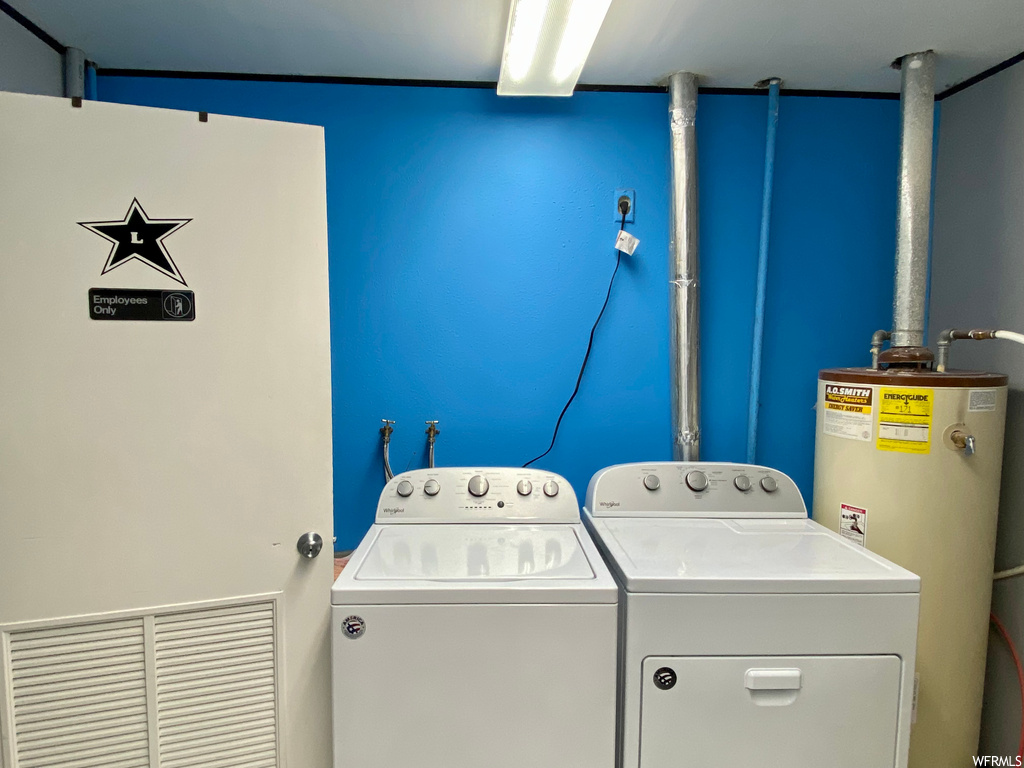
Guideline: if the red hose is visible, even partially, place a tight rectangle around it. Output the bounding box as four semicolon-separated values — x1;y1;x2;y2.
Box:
991;611;1024;761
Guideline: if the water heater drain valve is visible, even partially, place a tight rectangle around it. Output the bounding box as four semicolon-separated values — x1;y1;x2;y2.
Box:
950;430;976;457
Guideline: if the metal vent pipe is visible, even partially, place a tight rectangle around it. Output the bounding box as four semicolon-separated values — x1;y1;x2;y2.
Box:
64;48;86;100
891;50;936;348
668;72;700;460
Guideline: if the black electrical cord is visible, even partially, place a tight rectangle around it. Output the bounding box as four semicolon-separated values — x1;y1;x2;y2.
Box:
524;211;629;468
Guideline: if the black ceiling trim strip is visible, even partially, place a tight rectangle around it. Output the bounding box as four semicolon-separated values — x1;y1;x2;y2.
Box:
98;69;498;89
97;69;659;92
701;86;899;99
781;88;898;100
0;1;65;54
936;51;1024;101
97;68;903;99
576;83;667;93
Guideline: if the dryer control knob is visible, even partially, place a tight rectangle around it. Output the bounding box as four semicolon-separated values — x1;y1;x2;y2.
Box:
643;475;661;491
423;479;440;496
468;475;489;497
517;480;533;496
734;475;752;492
543;480;559;497
760;476;778;493
685;470;709;492
396;480;414;497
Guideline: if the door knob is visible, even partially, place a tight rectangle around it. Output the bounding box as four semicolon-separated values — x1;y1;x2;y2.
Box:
297;532;324;559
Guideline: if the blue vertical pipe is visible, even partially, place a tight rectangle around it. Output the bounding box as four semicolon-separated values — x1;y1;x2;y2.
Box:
746;79;781;464
84;63;98;101
921;107;941;346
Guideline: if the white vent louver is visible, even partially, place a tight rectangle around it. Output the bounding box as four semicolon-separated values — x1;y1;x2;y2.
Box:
3;600;278;768
8;618;151;768
154;603;279;768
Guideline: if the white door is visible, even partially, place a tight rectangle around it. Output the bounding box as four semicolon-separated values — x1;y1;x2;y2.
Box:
0;92;333;768
639;655;902;767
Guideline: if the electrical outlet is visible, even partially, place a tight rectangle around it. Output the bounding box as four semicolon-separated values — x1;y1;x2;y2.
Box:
615;189;635;224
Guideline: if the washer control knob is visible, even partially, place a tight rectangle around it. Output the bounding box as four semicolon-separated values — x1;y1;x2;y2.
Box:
423;479;440;496
517;479;533;496
643;475;661;491
396;480;414;497
543;480;559;497
760;476;779;493
733;475;752;492
685;470;709;492
468;475;489;497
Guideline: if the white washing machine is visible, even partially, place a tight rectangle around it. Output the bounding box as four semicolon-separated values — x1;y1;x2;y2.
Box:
332;467;618;768
583;462;920;768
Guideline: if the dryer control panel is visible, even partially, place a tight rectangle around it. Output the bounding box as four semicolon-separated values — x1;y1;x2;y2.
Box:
585;462;807;518
376;467;580;524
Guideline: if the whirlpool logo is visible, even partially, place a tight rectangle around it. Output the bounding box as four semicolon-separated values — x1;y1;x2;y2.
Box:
599;501;621;508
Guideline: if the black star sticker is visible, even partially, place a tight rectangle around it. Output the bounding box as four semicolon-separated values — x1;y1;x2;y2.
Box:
79;199;191;285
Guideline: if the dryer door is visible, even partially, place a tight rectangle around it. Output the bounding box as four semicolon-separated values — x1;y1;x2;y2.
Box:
639;655;902;768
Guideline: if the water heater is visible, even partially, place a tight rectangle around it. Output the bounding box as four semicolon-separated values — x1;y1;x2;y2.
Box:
814;364;1007;767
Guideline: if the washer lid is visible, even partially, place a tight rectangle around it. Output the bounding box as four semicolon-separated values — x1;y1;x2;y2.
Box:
333;523;618;604
358;525;595;580
588;517;919;594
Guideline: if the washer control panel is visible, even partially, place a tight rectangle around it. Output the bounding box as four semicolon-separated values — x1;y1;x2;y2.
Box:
376;467;579;524
585;462;806;518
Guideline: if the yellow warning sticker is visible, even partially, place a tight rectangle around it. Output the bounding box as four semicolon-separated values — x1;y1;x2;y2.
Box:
877;387;933;454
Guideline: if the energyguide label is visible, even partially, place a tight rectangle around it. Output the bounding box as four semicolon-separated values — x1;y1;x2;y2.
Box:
877;387;933;454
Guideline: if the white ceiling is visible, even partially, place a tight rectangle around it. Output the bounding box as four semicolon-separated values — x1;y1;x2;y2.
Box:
10;0;1024;92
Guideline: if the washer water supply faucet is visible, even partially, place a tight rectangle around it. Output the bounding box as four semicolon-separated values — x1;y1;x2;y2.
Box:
425;421;440;469
380;419;396;481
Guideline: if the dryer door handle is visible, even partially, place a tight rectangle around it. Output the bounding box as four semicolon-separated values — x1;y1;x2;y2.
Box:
744;668;802;691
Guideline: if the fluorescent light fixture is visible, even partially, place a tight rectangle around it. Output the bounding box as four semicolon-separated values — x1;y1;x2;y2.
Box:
498;0;614;97
504;0;549;82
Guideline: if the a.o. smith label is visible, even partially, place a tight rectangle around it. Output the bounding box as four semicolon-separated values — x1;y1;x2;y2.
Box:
89;288;195;321
823;384;873;442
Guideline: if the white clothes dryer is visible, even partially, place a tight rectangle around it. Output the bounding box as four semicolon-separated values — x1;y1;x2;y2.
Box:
583;462;920;768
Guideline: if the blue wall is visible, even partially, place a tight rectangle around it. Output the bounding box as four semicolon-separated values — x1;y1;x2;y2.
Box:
98;76;900;549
